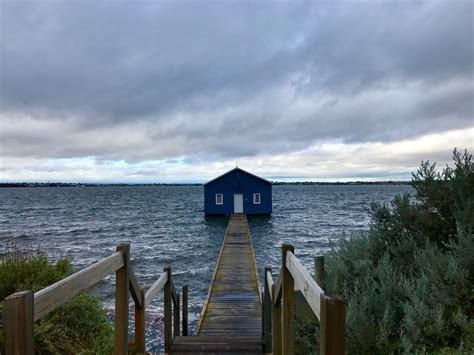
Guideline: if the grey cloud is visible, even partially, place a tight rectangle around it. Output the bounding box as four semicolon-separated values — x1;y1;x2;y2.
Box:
1;1;306;118
0;0;473;164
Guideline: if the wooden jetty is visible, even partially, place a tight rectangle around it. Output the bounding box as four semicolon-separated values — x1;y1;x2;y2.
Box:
3;214;345;355
171;213;263;353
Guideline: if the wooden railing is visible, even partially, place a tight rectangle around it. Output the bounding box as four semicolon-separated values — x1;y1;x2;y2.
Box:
3;244;188;355
262;244;345;355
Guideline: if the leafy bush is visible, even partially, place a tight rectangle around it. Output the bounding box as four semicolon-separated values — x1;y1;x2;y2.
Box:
297;149;474;354
0;244;113;354
34;293;113;354
0;243;71;299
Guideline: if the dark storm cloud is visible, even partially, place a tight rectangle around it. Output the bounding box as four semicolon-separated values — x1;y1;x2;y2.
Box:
0;0;473;163
1;1;306;119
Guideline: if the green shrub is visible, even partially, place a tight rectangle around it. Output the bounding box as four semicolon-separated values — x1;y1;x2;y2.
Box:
0;244;71;299
34;293;114;354
0;244;113;354
297;149;474;354
295;312;319;355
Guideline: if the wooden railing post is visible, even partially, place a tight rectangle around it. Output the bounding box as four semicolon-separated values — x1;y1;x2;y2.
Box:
282;243;295;355
115;244;130;355
164;266;172;353
320;294;346;355
135;286;146;353
314;255;325;290
4;291;34;355
263;266;272;352
174;292;180;337
182;285;188;336
272;284;282;355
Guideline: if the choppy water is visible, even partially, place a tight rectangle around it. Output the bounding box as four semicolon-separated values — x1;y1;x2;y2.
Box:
0;184;413;350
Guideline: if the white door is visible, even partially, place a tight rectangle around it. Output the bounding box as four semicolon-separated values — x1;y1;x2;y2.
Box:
234;194;243;213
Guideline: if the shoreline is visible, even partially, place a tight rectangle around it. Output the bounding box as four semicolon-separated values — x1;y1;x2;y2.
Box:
0;181;411;188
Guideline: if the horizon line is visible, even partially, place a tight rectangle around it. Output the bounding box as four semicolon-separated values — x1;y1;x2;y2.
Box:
0;180;412;185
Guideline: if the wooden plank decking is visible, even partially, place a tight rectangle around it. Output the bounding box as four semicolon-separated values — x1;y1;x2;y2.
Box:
171;214;263;354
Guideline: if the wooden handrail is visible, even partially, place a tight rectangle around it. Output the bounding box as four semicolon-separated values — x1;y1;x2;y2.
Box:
34;251;124;321
5;245;189;355
144;272;168;307
314;255;325;289
263;266;273;352
263;245;345;355
266;269;274;302
134;286;146;353
273;273;282;306
163;266;173;353
171;280;179;306
286;251;324;319
129;268;142;308
173;288;180;338
5;238;344;354
272;280;282;355
282;244;295;354
182;285;189;336
4;291;34;354
115;244;130;354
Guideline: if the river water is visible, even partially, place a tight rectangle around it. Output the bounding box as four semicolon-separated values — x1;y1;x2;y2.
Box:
0;184;413;350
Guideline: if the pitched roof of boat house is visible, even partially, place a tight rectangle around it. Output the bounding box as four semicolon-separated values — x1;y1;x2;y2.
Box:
204;167;272;215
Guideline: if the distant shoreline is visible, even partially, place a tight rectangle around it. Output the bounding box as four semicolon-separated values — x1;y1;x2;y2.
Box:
0;181;411;188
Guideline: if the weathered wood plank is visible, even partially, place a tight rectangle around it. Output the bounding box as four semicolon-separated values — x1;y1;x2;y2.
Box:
114;244;130;355
34;251;123;321
314;255;325;290
174;292;180;337
272;283;282;355
195;214;262;345
144;271;168;307
4;291;34;355
135;287;145;353
201;323;262;330
207;305;261;312
164;266;172;353
266;269;274;300
174;335;262;343
263;267;272;352
205;308;260;316
173;214;263;353
286;251;324;320
212;286;258;292
282;244;295;355
201;315;262;322
273;272;282;306
171;338;263;352
171;280;179;307
320;293;346;355
193;215;232;335
182;285;189;336
206;300;261;306
129;268;142;308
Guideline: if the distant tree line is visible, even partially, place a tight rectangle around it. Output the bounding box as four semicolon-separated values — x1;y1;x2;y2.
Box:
0;182;202;187
0;181;410;188
272;180;411;185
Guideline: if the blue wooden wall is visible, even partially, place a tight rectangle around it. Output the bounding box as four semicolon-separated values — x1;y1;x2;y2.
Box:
204;168;272;215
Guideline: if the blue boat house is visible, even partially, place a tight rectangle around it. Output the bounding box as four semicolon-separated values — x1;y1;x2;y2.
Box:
204;167;272;215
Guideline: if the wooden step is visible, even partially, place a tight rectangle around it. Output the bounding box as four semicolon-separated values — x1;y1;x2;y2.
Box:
170;335;263;354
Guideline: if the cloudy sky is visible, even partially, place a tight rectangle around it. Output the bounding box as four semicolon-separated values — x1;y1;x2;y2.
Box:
0;0;473;183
